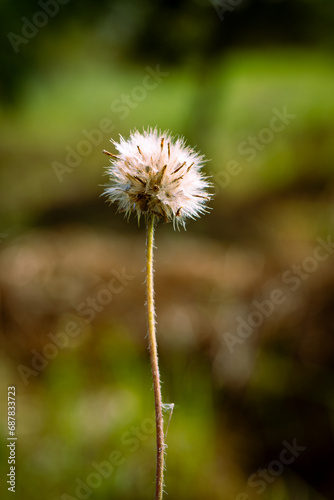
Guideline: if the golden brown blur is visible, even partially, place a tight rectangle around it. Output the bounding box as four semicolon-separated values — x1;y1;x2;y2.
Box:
1;1;334;499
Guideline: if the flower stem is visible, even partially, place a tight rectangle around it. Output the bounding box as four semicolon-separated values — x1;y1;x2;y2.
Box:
146;215;165;500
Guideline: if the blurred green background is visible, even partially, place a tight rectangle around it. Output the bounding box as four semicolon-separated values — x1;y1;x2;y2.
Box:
1;0;334;499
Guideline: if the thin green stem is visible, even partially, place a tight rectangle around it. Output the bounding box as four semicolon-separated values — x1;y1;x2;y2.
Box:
146;215;165;500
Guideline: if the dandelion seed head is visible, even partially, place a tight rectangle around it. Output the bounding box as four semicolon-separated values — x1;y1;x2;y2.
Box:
103;128;212;229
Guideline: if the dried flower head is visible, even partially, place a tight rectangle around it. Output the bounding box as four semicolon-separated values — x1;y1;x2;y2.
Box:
103;128;212;229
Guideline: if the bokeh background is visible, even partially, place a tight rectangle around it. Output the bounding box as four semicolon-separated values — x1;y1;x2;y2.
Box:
1;1;334;499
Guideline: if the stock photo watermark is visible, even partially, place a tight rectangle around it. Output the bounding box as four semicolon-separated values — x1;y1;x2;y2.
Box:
7;386;17;493
60;416;155;500
75;268;134;322
236;438;306;499
211;106;296;193
7;0;70;54
51;65;169;183
211;0;244;22
223;235;334;353
17;268;135;385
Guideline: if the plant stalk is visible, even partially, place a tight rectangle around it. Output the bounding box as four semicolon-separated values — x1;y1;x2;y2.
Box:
146;215;165;500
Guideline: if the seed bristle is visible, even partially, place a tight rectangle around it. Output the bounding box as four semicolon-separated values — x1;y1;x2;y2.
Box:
172;175;183;184
134;175;146;186
126;173;146;185
103;149;119;159
194;194;209;199
156;164;167;184
173;162;186;175
160;137;165;151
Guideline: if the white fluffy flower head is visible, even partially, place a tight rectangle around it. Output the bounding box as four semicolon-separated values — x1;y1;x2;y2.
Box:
103;128;212;229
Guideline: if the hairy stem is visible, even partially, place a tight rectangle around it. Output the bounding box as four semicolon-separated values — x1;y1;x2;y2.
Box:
146;215;165;500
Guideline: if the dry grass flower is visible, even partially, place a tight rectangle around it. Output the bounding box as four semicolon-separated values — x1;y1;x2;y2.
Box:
102;128;212;500
103;128;212;229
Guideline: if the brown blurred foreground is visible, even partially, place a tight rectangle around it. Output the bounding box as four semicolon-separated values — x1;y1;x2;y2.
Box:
1;227;334;499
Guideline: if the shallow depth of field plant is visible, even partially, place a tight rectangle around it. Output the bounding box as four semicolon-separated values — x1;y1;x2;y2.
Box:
102;128;212;499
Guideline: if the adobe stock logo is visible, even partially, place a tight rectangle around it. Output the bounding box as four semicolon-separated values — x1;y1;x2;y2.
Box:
51;65;169;183
211;0;244;22
7;0;70;54
61;417;156;500
222;235;334;354
17;268;135;386
211;106;296;194
236;439;306;499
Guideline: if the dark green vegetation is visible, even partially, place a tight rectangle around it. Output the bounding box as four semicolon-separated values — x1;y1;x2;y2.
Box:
1;1;334;499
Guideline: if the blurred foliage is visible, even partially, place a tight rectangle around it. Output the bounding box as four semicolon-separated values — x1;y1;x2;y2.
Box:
1;0;334;103
1;1;334;499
